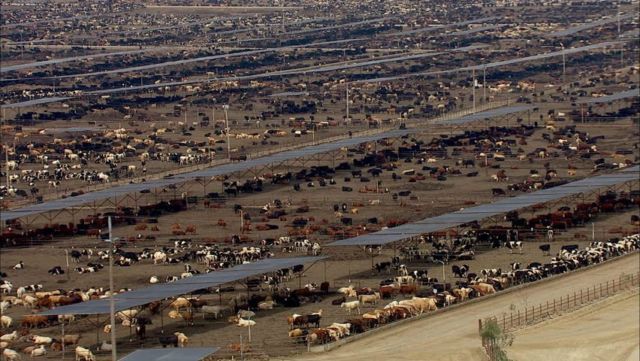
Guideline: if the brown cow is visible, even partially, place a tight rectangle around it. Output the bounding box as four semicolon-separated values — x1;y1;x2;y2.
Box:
399;284;417;295
306;328;331;345
379;285;397;299
470;283;496;296
21;315;49;328
36;296;52;309
62;334;81;345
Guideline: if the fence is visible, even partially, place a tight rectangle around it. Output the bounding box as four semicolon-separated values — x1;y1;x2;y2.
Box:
480;272;640;335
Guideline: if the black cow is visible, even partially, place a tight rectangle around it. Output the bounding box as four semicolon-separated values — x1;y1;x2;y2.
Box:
539;244;551;255
158;335;179;348
560;244;579;253
373;262;391;273
69;250;82;262
331;296;346;305
48;266;65;275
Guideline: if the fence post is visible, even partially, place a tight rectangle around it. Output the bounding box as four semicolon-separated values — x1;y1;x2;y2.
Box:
510;312;513;328
553;298;556;313
546;300;549;316
525;307;527;323
517;310;521;326
580;289;583;304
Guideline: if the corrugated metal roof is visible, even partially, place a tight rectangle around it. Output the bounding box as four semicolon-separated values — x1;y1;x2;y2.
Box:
39;256;327;316
577;89;639;104
329;166;639;246
433;105;532;125
118;347;218;361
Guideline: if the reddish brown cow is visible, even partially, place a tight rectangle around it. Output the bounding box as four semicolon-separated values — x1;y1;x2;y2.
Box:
21;315;49;328
379;285;397;299
399;284;417;295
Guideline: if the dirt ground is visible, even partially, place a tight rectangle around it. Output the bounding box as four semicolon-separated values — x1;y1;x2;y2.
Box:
508;291;639;361
0;109;638;360
277;253;639;361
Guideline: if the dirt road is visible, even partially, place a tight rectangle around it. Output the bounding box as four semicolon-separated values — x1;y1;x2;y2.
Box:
509;291;639;361
277;253;639;361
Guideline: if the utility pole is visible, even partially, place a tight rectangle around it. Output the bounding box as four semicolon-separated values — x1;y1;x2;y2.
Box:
618;4;624;67
617;3;621;35
472;68;476;112
4;145;9;188
345;84;350;123
281;0;285;35
223;104;231;160
108;217;117;361
560;42;566;89
483;66;487;103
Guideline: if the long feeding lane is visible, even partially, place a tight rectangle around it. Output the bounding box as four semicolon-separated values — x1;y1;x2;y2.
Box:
38;256;327;316
0;50;147;73
329;166;640;246
577;89;640;104
354;41;625;84
549;13;638;37
432;105;533;125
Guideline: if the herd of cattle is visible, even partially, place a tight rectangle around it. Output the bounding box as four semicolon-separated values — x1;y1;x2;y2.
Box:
2;117;637;251
286;234;639;345
0;259;312;359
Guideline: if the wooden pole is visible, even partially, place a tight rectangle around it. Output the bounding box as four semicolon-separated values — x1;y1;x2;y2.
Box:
65;250;70;281
61;320;65;360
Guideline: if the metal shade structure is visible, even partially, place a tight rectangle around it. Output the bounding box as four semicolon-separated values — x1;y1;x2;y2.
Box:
577;89;639;104
549;13;637;37
329;166;639;246
353;41;624;85
0;129;408;222
118;347;218;361
39;256;327;316
432;105;532;125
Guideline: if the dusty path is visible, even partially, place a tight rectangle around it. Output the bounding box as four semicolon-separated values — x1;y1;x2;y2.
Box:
509;291;639;361
277;253;640;361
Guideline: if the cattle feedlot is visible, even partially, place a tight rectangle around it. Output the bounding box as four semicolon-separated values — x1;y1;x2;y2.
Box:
0;1;639;361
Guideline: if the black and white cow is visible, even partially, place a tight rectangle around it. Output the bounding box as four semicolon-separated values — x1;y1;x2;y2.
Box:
506;241;523;254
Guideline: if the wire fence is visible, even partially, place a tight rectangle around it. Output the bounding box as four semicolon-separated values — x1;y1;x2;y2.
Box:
479;272;640;336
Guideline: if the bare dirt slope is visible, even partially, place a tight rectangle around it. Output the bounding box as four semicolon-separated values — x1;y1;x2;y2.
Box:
509;291;639;361
278;253;640;361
